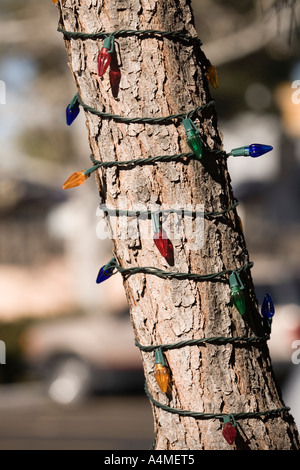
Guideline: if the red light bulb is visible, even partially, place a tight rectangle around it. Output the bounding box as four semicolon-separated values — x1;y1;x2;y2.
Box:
109;52;121;98
98;49;111;77
97;36;114;77
152;213;174;265
222;419;237;445
109;68;121;97
153;230;168;258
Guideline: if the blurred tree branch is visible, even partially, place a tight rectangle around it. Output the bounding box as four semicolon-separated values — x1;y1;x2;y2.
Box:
203;0;299;66
260;0;299;44
1;1;298;65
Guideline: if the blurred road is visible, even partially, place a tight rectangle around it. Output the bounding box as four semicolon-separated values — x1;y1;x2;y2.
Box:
0;382;154;450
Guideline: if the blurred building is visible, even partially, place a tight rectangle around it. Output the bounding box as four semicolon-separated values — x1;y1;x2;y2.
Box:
0;2;128;321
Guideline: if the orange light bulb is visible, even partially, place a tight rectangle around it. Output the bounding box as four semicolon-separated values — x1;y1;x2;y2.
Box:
206;62;218;89
154;349;171;393
154;363;170;393
62;171;89;190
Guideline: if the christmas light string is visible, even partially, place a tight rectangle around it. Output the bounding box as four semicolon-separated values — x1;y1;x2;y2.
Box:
97;200;240;220
63;119;272;191
57;22;279;447
144;382;290;424
63;141;272;190
96;257;253;283
88;148;228;167
57;25;204;45
67;91;215;125
135;329;288;448
135;334;270;353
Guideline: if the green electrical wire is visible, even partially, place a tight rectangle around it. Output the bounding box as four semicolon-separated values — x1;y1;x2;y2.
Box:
144;381;290;422
57;26;203;46
97;200;239;220
135;333;270;353
89;148;228;170
136;332;289;429
101;257;253;282
71;92;215;125
90;151;197;168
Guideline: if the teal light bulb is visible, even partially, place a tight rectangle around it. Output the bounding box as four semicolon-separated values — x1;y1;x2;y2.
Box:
183;118;203;159
229;271;246;315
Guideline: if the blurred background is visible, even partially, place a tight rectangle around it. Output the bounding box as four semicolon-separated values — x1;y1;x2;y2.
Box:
0;0;299;450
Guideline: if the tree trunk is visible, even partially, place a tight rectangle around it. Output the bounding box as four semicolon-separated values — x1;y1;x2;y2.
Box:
56;0;300;450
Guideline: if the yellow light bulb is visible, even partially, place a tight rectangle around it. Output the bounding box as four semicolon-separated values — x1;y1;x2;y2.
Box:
206;62;218;89
62;171;89;190
154;363;170;393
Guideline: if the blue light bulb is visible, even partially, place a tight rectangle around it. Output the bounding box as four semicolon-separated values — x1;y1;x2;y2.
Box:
261;293;275;319
96;265;114;284
96;259;116;284
230;143;273;158
66;102;80;126
247;144;273;158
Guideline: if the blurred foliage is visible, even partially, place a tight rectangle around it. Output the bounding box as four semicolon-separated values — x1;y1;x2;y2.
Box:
192;0;300;119
18;128;77;162
214;50;295;119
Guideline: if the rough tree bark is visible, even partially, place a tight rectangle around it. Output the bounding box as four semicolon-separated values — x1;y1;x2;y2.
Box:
56;0;300;450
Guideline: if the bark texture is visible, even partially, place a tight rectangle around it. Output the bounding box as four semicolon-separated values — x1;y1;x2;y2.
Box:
57;0;300;450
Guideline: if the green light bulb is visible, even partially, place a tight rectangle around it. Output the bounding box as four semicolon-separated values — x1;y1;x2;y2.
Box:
229;271;246;315
183;118;203;159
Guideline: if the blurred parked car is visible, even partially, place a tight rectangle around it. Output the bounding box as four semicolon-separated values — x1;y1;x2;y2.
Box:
20;278;300;410
20;310;144;405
